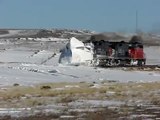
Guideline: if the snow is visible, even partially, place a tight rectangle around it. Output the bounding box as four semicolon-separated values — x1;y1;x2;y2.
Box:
144;46;160;65
0;61;160;87
70;37;84;48
0;36;160;119
68;100;124;108
0;30;21;38
0;37;160;87
33;37;68;42
59;37;93;65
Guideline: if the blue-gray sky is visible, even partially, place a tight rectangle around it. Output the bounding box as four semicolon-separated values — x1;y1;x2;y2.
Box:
0;0;160;32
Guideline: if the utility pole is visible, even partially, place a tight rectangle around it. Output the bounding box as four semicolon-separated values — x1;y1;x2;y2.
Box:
136;10;138;34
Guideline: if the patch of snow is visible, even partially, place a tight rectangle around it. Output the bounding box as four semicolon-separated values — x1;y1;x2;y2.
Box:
145;46;160;65
0;30;22;38
90;84;102;88
65;85;80;88
68;100;124;108
0;108;31;117
60;115;75;119
130;114;156;119
106;91;116;96
68;108;98;113
0;44;160;87
34;37;68;42
54;88;65;91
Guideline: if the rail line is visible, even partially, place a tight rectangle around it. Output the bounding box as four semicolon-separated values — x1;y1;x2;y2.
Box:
100;64;160;69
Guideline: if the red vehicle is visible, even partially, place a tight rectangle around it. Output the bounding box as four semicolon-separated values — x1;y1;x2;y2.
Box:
92;36;146;66
129;44;146;65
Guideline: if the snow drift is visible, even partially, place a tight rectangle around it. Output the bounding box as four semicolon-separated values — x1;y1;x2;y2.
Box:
59;37;93;65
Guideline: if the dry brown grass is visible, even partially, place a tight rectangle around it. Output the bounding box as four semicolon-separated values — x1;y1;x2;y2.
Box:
0;82;160;107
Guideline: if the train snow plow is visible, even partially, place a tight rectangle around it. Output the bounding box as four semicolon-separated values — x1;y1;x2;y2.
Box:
59;37;94;65
59;36;146;66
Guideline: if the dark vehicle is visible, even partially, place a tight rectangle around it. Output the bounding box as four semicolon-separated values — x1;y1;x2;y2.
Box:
91;36;146;66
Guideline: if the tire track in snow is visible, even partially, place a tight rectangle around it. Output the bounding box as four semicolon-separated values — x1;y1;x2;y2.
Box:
40;54;56;65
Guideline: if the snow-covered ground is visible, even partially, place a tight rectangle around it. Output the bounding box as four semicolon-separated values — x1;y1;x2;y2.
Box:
0;36;160;119
145;46;160;65
0;37;160;87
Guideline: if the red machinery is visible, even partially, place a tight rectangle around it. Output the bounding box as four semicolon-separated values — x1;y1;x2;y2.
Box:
92;36;146;66
128;43;146;65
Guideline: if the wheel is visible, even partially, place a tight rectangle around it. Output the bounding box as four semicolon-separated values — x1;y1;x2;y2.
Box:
137;60;143;66
96;59;100;66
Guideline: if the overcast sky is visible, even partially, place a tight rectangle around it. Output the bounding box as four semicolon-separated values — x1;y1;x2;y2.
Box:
0;0;160;32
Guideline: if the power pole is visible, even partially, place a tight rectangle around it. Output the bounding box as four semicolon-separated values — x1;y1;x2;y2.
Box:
136;10;138;34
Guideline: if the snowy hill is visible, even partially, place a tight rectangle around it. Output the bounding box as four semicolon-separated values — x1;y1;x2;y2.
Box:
0;29;93;41
1;29;160;45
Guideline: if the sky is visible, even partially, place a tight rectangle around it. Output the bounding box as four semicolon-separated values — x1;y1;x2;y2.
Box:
0;0;160;32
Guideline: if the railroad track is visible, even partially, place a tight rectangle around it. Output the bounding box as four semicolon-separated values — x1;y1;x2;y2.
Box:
103;65;160;68
99;65;160;71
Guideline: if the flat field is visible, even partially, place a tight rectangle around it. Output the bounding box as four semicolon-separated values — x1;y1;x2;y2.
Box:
0;30;160;119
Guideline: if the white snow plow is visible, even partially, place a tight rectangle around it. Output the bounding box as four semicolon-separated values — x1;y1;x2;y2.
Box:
59;37;94;65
